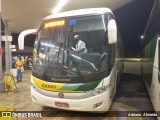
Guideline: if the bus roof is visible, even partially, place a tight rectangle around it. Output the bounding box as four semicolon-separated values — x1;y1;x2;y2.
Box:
44;8;113;20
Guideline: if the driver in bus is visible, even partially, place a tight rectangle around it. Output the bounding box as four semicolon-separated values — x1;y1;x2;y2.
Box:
71;35;87;53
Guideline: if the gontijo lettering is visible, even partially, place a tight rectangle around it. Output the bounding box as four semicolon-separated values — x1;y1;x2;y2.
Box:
42;84;56;89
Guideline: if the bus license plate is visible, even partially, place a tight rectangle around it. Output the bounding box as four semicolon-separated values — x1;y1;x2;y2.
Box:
55;102;69;108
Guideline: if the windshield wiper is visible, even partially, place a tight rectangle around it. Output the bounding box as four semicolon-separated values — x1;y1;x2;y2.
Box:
69;54;84;80
41;42;64;78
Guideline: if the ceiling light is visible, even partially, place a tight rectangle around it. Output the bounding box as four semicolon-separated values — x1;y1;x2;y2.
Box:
52;0;68;14
140;35;144;39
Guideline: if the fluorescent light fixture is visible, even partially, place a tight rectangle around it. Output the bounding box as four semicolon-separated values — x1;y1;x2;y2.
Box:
52;0;68;14
0;0;1;12
140;35;144;39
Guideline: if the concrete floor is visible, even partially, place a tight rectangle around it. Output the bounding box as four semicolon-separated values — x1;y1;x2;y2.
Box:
116;61;153;111
112;61;156;120
0;61;157;120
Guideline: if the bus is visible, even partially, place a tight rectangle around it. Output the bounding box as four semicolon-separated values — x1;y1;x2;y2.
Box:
18;8;124;112
141;0;160;114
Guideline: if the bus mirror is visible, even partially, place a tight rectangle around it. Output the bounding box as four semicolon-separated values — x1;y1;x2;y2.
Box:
18;29;37;50
108;19;117;44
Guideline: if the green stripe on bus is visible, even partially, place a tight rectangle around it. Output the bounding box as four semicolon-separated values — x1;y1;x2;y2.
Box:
144;34;159;87
60;80;101;91
145;34;158;58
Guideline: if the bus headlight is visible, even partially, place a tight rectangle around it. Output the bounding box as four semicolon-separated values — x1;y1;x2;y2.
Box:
86;84;111;96
31;83;42;91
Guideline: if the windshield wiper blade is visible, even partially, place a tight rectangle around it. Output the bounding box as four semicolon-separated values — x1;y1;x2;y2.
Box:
69;54;84;80
41;52;59;78
41;42;64;78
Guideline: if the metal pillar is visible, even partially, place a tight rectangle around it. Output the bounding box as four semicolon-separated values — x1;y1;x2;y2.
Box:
8;32;12;69
4;20;10;72
0;0;4;92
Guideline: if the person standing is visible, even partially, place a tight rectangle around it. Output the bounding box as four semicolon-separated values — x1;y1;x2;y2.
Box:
72;35;87;53
12;58;16;68
16;56;24;82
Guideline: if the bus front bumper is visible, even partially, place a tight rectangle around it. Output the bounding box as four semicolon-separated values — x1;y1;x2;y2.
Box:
31;87;112;112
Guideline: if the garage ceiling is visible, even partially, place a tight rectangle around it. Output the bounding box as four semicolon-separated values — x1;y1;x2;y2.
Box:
2;0;134;33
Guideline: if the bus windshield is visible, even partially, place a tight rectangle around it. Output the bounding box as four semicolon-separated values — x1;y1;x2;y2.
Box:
33;14;111;81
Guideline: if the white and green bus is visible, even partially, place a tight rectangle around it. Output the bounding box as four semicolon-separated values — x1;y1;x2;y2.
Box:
18;8;124;112
141;0;160;114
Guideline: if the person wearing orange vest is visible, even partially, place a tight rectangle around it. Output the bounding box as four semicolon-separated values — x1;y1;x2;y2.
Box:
16;56;24;82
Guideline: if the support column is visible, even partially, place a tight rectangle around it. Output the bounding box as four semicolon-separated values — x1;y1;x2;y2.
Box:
0;0;4;92
8;32;12;69
4;20;10;72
